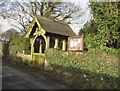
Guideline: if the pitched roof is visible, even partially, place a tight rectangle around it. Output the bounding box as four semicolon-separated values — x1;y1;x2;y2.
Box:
36;16;76;37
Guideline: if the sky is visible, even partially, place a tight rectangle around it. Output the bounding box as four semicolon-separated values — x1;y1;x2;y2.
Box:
70;0;91;35
0;0;91;35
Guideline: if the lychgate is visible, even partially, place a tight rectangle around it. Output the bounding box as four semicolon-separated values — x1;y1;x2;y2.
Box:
25;16;76;68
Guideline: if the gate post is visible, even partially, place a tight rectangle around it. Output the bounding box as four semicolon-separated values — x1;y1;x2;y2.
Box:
62;40;66;51
46;36;50;49
54;38;59;49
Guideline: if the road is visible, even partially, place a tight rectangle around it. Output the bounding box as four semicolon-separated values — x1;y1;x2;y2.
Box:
0;58;2;90
1;58;70;89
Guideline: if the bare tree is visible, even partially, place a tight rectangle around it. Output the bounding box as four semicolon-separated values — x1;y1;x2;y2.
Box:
0;1;81;35
0;2;34;34
32;2;81;23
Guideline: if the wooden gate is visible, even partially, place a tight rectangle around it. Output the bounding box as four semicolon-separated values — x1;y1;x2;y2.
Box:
32;53;45;69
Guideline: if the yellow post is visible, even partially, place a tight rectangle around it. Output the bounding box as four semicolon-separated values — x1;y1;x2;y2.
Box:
54;38;59;49
46;36;50;49
31;46;34;59
22;50;25;62
39;42;42;53
31;46;34;66
62;40;66;51
38;41;42;65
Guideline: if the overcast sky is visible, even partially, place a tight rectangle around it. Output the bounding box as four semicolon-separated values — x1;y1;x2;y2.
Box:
0;0;91;35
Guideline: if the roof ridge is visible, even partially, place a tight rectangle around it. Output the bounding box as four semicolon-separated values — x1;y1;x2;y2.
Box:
36;16;68;26
35;15;76;36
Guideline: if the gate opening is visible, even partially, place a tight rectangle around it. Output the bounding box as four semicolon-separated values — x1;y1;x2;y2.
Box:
34;35;46;54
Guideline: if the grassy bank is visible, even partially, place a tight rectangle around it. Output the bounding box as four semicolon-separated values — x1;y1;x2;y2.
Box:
45;49;119;89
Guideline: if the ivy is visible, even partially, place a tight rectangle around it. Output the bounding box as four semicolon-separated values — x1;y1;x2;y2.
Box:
79;2;120;55
89;2;120;48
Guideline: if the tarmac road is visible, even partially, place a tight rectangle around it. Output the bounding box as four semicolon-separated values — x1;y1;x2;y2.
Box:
0;58;2;90
1;58;70;89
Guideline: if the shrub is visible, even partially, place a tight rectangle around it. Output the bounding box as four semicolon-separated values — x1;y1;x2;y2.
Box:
9;37;31;55
45;49;118;78
45;49;119;89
